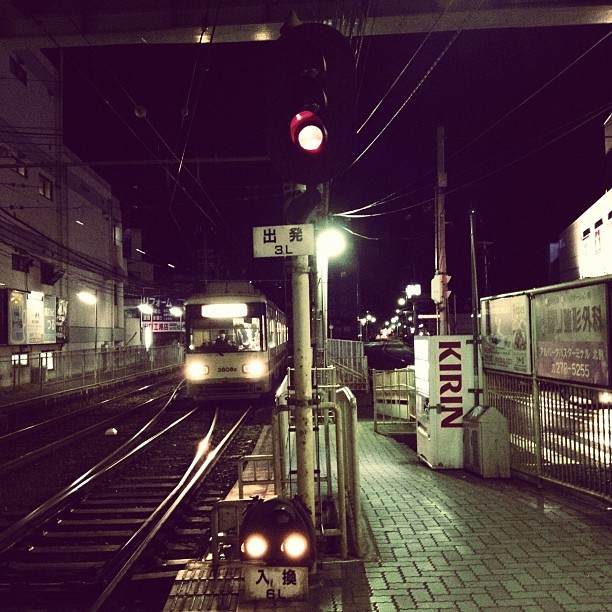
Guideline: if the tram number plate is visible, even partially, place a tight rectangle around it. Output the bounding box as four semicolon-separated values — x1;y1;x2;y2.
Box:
243;565;308;600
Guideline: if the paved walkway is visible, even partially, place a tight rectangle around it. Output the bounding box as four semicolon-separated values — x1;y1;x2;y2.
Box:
166;421;612;611
356;422;612;611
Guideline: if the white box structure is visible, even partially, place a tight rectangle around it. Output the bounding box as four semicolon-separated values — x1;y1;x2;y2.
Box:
414;335;475;469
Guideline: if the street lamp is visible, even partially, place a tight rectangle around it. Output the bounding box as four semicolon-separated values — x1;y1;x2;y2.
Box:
359;312;376;342
316;226;346;364
77;290;98;351
138;303;154;350
405;283;422;337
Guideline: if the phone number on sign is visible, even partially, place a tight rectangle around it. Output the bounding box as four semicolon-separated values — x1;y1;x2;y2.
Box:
551;362;590;378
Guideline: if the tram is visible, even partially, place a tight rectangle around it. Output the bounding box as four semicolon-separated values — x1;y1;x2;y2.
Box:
183;281;289;399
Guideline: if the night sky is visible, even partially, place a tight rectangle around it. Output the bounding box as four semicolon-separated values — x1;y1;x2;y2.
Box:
53;22;611;320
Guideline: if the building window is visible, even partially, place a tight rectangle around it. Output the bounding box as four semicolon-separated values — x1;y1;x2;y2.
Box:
12;253;33;272
38;174;54;200
41;351;54;371
12;353;28;367
10;56;27;86
11;156;28;177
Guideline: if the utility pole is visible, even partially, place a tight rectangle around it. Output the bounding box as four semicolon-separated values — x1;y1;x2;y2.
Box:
434;126;449;335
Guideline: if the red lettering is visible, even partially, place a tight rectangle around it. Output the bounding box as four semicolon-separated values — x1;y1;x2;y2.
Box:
441;407;463;427
438;342;461;363
440;374;462;395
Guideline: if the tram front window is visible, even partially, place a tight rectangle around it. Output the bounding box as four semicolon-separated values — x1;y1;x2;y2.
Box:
189;318;263;353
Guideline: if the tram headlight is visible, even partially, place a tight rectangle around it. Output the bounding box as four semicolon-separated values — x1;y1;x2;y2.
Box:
243;360;265;376
186;361;209;380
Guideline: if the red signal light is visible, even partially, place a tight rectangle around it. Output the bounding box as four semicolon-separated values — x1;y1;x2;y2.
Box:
290;111;326;153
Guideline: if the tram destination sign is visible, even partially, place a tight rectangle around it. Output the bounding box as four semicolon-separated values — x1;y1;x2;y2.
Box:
533;283;610;386
253;224;315;258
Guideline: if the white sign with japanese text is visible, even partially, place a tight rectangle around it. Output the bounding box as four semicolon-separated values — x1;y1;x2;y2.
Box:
243;565;308;600
253;224;315;258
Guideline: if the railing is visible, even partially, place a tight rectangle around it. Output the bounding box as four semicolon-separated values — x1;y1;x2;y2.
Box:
372;366;417;434
327;338;369;392
273;370;362;558
485;370;612;501
0;344;183;409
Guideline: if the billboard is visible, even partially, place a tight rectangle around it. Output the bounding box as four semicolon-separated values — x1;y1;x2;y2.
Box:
8;291;58;345
532;283;609;386
481;294;532;375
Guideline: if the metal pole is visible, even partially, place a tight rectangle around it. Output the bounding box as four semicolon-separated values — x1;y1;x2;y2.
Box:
435;126;448;335
292;254;315;522
469;210;481;407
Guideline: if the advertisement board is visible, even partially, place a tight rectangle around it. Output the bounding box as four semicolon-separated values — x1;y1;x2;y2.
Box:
8;291;58;345
140;297;184;333
481;294;532;375
533;283;609;386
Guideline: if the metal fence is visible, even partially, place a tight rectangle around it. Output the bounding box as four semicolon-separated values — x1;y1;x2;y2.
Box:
372;366;416;435
327;339;369;391
485;370;612;500
0;344;183;408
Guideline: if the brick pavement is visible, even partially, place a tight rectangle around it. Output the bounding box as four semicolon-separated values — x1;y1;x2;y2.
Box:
167;421;612;611
357;422;612;611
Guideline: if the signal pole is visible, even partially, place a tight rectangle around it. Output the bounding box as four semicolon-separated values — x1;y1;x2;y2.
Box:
292;254;315;522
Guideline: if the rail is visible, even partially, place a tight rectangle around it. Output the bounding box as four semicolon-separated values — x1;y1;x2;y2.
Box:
0;344;183;408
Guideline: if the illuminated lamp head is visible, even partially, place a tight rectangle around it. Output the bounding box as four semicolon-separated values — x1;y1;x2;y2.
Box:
290;111;326;154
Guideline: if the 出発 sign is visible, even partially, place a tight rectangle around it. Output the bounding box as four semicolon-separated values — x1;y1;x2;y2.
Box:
253;224;315;258
533;283;609;386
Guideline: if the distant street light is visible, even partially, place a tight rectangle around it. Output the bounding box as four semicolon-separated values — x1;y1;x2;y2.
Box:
77;290;98;351
170;306;184;342
138;303;154;315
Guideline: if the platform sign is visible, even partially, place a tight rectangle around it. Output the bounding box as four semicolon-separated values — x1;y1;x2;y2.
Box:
244;565;308;600
253;224;315;258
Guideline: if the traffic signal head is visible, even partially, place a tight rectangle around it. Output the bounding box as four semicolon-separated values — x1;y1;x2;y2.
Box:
268;22;357;185
240;496;316;567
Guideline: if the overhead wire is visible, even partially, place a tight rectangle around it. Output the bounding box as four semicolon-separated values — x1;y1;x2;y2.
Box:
336;100;611;221
357;0;457;135
46;1;226;232
338;26;611;220
346;0;485;173
450;27;612;161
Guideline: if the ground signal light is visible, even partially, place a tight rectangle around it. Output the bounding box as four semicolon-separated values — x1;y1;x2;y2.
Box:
268;21;357;186
240;496;316;567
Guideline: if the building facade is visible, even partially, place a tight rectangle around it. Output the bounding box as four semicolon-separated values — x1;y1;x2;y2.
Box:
0;48;126;381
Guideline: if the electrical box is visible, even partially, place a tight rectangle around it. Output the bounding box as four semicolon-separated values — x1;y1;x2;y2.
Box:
414;335;474;469
463;406;510;478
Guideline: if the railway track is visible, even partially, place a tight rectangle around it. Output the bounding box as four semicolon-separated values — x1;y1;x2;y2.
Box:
0;386;260;611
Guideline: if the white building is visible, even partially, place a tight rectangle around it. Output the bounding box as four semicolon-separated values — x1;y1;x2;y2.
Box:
556;114;612;282
0;48;126;368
